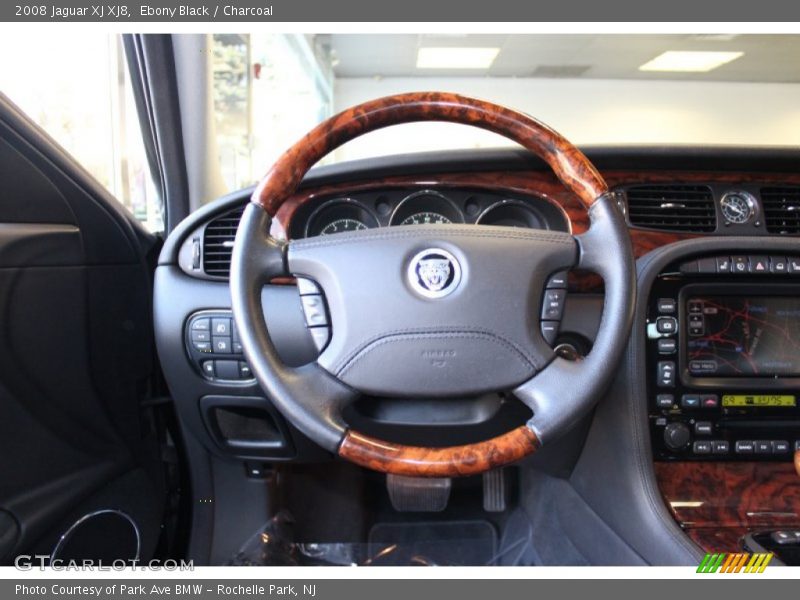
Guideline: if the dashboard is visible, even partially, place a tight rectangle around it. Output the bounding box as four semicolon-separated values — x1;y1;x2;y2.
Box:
154;146;800;559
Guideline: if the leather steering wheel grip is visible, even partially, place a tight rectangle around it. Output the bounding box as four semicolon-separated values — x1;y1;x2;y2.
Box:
252;92;608;213
233;92;632;477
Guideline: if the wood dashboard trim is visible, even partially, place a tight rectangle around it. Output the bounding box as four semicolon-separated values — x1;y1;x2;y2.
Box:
654;461;800;553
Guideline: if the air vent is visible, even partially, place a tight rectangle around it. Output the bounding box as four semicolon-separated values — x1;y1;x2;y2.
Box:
202;206;244;277
625;185;716;232
761;187;800;235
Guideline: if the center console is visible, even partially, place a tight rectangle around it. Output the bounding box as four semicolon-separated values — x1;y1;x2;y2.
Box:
647;253;800;462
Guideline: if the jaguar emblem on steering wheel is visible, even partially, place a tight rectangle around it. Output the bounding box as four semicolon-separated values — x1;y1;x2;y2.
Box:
407;248;462;298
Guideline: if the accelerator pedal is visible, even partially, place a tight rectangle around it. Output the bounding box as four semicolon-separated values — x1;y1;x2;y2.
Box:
482;468;507;512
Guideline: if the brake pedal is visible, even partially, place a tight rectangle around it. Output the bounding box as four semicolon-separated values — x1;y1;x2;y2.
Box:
387;474;451;512
483;468;507;512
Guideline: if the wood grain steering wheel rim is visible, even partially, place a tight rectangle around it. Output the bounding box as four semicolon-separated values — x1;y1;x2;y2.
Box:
232;92;633;477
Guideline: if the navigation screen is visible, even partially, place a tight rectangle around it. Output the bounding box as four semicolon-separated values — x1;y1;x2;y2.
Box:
685;296;800;377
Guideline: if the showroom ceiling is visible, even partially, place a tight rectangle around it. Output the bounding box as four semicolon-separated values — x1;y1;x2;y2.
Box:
325;34;800;82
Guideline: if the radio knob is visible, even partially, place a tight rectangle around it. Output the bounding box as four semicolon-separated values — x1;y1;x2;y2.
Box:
664;422;691;451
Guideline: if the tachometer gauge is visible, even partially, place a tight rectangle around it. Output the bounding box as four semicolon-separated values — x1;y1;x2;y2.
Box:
400;212;452;226
720;191;756;224
320;218;369;235
304;198;379;238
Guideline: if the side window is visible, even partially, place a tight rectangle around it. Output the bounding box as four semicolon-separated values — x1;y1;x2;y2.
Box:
0;33;163;232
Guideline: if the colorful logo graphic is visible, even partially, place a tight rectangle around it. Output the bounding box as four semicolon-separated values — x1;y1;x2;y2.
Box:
697;552;773;573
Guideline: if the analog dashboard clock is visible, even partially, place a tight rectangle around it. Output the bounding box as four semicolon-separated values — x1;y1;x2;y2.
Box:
720;191;756;224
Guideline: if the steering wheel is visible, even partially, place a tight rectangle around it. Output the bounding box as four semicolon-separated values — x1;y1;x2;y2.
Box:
231;92;635;477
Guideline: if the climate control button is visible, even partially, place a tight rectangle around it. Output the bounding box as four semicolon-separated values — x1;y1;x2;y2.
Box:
664;422;691;450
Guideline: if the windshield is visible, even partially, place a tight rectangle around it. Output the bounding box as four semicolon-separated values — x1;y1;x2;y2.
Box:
208;33;800;195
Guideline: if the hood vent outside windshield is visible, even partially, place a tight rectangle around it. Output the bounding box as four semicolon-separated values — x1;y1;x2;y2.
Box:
202;206;244;277
761;187;800;235
624;184;716;233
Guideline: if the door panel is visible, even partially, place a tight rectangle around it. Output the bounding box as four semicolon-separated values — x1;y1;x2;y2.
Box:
0;95;167;564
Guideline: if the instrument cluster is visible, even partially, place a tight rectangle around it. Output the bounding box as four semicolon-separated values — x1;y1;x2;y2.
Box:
294;188;569;239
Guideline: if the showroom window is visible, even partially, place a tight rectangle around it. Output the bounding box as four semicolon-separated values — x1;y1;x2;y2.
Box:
211;34;334;193
0;32;162;232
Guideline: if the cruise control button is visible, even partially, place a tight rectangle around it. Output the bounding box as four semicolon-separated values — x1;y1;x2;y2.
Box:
541;289;566;320
735;440;755;454
308;327;331;351
657;338;676;354
212;336;232;353
693;441;712;454
712;440;730;454
296;277;322;296
656;317;678;335
232;342;243;354
212;318;231;336
301;295;328;327
546;271;568;289
541;321;559;346
201;361;215;377
193;341;212;353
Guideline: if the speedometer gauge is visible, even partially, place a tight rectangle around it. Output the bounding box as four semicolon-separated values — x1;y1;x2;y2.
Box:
400;212;452;226
320;219;369;235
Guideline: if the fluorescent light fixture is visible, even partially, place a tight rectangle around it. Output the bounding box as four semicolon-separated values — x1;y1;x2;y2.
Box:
416;47;500;69
639;51;744;73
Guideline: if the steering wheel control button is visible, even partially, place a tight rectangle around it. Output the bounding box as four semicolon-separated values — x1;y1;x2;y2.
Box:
193;341;211;353
657;361;676;387
657;338;676;354
664;422;690;450
212;337;232;353
546;271;568;289
215;360;240;380
541;289;566;320
191;330;210;343
541;321;559;346
656;394;675;409
407;248;462;299
693;441;712;455
694;421;713;435
735;440;755;454
301;295;328;327
212;318;231;336
657;298;676;314
308;327;331;352
191;318;210;331
201;361;215;377
296;277;322;296
239;362;253;379
656;317;678;335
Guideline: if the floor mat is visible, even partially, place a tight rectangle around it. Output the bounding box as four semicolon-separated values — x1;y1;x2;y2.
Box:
366;520;497;566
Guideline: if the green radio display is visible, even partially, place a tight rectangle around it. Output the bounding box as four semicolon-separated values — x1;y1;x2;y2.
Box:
721;395;796;407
